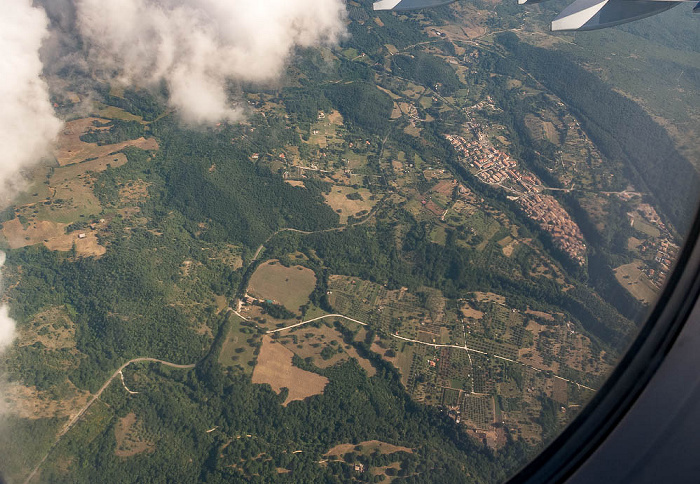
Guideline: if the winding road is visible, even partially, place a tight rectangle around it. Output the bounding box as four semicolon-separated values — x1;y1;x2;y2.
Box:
24;358;195;484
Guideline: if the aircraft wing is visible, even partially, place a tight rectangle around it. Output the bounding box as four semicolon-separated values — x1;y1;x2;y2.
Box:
551;0;680;31
373;0;695;31
373;0;457;10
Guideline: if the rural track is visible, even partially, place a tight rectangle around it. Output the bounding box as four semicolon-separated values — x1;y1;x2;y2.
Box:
250;197;385;263
24;358;195;484
266;313;368;333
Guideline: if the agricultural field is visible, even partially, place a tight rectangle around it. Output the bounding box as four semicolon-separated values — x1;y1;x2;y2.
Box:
252;336;329;406
322;440;413;481
614;260;659;304
324;440;412;458
0;118;159;256
631;214;661;238
53;118;157;167
327;274;601;446
275;322;376;376
307;110;344;149
218;315;261;375
523;113;563;145
322;186;377;223
92;103;145;122
248;260;317;312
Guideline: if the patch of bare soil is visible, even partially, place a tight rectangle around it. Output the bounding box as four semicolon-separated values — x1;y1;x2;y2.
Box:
252;336;328;406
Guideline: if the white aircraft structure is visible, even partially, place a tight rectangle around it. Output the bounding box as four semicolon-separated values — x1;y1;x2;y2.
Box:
372;0;698;31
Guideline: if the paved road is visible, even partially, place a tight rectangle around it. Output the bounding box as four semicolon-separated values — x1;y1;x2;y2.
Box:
267;314;367;333
24;358;195;484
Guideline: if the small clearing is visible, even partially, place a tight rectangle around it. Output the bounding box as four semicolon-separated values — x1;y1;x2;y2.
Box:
53;117;158;166
324;440;413;457
248;260;317;312
252;336;329;406
525;309;555;322
473;292;506;305
614;260;659;304
277;324;376;376
114;412;154;457
218;315;258;375
1;218;105;256
323;186;376;224
44;231;106;257
19;306;76;350
460;302;484;320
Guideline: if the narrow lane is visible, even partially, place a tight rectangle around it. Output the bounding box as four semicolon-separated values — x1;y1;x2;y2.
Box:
25;358;195;484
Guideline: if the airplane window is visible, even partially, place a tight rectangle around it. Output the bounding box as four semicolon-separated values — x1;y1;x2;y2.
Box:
0;0;697;482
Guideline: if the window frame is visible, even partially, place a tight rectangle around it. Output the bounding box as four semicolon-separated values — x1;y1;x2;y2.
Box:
507;204;700;483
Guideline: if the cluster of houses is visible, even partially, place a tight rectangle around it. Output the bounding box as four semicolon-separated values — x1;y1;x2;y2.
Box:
446;133;586;264
518;194;587;265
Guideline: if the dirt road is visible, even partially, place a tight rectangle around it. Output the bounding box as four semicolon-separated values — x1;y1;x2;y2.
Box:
24;358;195;484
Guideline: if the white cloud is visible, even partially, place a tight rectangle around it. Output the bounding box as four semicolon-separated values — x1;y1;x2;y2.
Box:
0;253;15;354
0;0;63;200
75;0;348;124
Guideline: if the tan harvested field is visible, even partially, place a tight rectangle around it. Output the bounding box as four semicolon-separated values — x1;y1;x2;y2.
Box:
325;440;413;457
94;104;144;122
552;378;568;405
498;236;513;247
524;115;559;145
323;186;376;224
53;117;158;166
614;260;659;304
461;302;484;320
1;218;66;249
377;86;400;100
627;237;643;251
55;153;129;183
285;180;306;188
327;110;344;125
248;260;316;312
501;239;518;257
252;336;329;405
45;231;106;257
1;218;105;256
